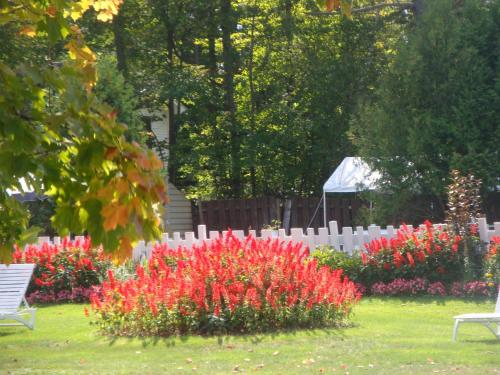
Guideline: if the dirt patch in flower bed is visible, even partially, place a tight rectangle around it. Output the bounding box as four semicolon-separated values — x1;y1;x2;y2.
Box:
89;231;360;337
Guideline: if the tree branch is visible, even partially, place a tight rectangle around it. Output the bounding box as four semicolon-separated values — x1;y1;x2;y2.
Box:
308;2;414;16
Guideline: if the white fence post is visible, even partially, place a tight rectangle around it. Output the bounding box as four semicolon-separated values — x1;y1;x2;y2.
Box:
31;219;500;261
342;227;354;255
478;217;489;243
329;221;340;249
306;228;316;249
290;228;304;246
318;227;329;246
198;225;207;241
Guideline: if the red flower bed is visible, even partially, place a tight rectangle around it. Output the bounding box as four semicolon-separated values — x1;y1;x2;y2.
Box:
370;278;494;297
13;237;110;303
89;231;360;336
361;221;462;285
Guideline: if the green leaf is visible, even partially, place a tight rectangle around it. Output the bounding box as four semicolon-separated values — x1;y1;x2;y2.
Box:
18;226;42;247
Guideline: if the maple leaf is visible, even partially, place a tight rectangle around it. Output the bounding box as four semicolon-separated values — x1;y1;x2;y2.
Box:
101;203;129;231
150;154;163;170
0;245;13;264
112;236;133;264
105;147;119;160
19;26;36;37
325;0;340;12
46;5;58;17
115;179;129;195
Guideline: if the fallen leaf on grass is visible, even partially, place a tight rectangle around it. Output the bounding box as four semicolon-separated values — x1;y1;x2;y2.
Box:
273;351;280;356
186;358;193;363
302;358;316;365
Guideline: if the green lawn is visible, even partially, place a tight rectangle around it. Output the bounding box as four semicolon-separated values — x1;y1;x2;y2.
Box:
1;298;499;374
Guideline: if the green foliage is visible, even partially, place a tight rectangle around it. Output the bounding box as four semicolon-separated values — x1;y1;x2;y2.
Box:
351;0;500;223
0;0;167;262
81;0;399;199
94;55;146;143
312;247;363;283
25;199;57;236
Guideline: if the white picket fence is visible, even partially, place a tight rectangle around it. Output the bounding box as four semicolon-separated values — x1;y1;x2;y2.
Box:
33;218;500;262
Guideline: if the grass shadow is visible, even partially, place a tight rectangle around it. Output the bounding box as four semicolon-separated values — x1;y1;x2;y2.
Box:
460;338;500;345
102;324;351;349
0;329;19;338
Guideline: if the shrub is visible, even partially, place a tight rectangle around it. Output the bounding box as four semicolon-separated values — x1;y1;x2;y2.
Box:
312;247;363;283
13;237;111;303
89;231;360;337
361;221;462;285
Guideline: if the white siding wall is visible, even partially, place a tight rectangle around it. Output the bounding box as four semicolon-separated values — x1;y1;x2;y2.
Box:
165;182;193;234
139;107;192;233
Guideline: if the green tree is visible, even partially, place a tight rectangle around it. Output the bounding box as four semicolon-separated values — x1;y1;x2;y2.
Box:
351;0;500;223
94;55;146;142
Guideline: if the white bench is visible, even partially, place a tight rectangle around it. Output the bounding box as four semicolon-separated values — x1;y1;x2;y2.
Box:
452;289;500;341
0;264;37;329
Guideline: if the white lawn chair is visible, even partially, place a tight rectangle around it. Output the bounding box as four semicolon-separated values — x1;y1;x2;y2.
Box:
452;289;500;341
0;263;37;329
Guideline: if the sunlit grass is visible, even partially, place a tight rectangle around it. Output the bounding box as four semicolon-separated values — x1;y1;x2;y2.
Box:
1;297;499;374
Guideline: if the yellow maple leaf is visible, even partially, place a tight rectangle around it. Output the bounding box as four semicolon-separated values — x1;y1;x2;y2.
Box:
70;0;93;21
93;0;123;22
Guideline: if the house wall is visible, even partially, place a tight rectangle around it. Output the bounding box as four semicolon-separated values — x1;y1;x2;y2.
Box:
139;107;193;233
165;183;193;233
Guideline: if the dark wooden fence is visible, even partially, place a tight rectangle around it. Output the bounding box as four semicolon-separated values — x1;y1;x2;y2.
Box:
192;196;365;234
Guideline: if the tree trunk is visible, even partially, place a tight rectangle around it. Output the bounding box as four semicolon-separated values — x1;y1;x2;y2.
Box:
112;8;128;77
167;27;176;185
248;10;257;197
220;0;242;197
158;0;177;184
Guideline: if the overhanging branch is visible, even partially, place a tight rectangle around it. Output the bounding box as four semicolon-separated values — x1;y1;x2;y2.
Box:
308;2;414;16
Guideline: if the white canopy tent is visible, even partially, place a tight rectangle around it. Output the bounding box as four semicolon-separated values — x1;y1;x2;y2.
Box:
6;177;34;196
322;157;381;226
